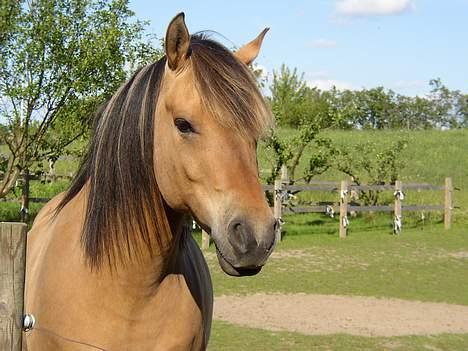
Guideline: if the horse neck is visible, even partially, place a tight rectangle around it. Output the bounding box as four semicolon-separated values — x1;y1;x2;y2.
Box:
71;185;187;293
107;206;188;289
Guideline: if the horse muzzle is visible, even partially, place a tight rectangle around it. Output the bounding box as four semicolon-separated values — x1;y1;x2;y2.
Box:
213;216;277;277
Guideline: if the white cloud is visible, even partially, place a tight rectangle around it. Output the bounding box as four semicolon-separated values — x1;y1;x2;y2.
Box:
336;0;414;16
307;79;355;91
308;39;337;49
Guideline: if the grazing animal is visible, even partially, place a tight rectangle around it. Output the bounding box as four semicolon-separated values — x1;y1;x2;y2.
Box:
24;13;276;351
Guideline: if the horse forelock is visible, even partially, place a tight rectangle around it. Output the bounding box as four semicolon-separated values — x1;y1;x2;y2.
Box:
58;34;271;269
190;34;273;139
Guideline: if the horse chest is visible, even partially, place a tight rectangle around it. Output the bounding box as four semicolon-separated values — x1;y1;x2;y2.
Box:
25;229;206;350
26;273;205;350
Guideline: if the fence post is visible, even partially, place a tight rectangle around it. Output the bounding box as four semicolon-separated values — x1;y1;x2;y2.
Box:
339;180;348;238
201;230;210;250
280;164;289;184
394;180;403;234
274;179;283;242
0;222;28;351
273;165;289;242
20;170;30;223
444;177;453;230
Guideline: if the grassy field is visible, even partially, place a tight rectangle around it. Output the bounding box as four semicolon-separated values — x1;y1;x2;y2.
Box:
196;220;468;304
197;219;468;350
210;322;468;351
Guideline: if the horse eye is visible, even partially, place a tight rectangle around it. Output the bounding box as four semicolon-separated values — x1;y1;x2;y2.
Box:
174;118;195;134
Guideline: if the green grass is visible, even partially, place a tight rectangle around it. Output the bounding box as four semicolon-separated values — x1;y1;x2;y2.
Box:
195;218;468;305
209;321;468;351
0;180;69;224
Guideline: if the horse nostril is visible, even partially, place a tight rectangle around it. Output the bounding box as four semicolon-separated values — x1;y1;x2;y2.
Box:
233;222;242;232
228;220;256;255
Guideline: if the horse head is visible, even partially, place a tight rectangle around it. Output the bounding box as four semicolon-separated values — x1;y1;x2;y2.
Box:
154;13;276;276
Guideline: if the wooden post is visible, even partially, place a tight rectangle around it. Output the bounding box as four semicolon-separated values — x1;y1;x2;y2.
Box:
444;177;453;230
0;222;28;351
274;165;289;242
394;180;402;234
49;159;57;182
20;170;30;223
280;164;289;184
339;180;348;238
273;165;289;242
273;179;283;242
201;230;210;250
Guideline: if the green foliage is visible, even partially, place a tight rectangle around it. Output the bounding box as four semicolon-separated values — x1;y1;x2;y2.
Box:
269;65;466;131
269;64;330;128
263;125;408;206
327;80;467;130
269;64;308;127
429;78;468;128
333;139;408;205
263;123;332;184
265;65;336;185
0;0;163;197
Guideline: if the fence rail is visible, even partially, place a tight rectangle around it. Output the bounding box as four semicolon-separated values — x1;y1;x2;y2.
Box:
270;165;453;240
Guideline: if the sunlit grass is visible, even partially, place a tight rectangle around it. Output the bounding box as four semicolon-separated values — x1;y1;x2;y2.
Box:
209;321;468;351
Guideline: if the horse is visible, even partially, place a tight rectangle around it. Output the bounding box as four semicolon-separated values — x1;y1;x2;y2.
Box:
23;13;276;351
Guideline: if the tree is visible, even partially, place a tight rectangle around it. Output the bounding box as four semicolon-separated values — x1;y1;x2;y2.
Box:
264;65;334;184
333;139;408;205
270;65;307;127
428;78;468;128
394;94;434;130
0;0;162;197
454;92;468;127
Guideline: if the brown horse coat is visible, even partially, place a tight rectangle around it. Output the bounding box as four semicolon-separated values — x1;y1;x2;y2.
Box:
25;190;212;350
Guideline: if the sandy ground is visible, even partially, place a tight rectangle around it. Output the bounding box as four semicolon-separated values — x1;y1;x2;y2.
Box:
214;293;468;337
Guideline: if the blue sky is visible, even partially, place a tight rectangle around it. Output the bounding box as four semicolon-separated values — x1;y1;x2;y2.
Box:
129;0;467;96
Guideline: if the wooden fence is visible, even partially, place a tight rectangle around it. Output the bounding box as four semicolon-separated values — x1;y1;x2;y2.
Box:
267;166;453;240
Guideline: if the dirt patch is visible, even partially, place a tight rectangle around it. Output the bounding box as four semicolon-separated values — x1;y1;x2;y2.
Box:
449;251;468;259
214;293;468;337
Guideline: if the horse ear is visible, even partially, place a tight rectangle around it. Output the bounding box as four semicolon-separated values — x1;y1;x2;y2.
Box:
165;13;191;70
234;28;270;65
